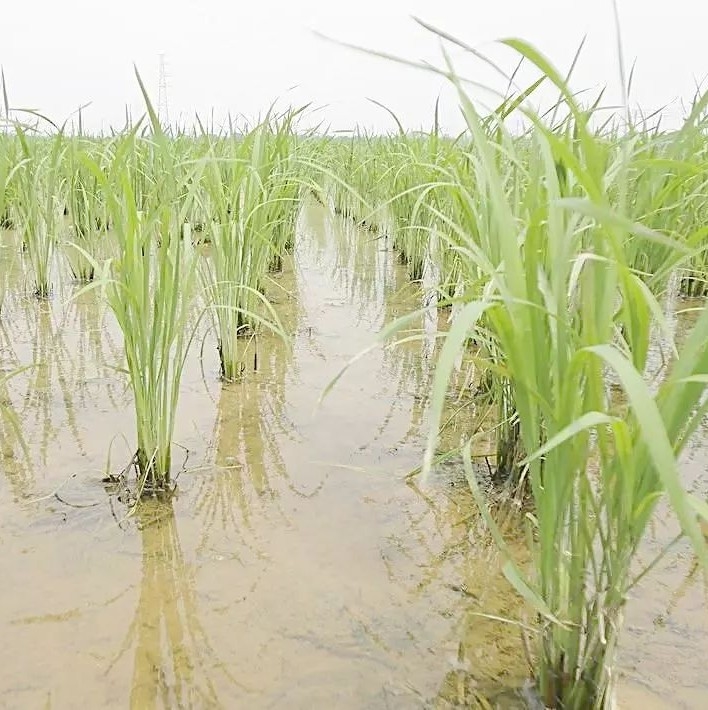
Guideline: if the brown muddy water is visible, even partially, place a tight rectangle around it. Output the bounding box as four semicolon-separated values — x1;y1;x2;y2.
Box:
0;205;706;709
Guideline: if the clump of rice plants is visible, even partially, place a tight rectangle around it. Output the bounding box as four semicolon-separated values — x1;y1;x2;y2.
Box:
381;135;441;282
260;111;306;271
65;137;110;281
0;135;21;313
13;126;66;298
325;133;372;221
82;74;202;494
612;89;708;299
198;113;294;381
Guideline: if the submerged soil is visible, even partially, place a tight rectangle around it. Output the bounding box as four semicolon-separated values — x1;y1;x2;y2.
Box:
0;205;706;709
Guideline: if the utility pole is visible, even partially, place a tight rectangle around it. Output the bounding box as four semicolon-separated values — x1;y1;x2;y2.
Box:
157;53;170;131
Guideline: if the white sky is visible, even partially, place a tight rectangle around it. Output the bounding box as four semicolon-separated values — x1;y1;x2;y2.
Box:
2;0;707;134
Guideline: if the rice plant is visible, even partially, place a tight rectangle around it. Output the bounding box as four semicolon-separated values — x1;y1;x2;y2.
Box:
65;137;110;281
198;114;294;381
79;74;202;493
0;133;21;233
318;24;708;709
14;127;65;298
0;135;20;313
413;35;708;709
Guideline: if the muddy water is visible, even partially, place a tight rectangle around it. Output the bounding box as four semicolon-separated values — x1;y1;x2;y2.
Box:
0;207;706;709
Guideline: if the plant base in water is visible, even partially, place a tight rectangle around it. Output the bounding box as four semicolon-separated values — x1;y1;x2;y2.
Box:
135;447;171;493
409;260;424;281
269;253;284;273
495;416;525;486
102;449;174;506
680;272;708;297
217;331;254;382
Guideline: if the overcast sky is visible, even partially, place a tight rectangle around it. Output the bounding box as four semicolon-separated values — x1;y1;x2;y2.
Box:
2;0;707;134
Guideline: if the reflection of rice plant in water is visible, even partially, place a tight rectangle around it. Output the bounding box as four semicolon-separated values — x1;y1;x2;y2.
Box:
114;500;234;706
0;365;33;498
197;263;300;547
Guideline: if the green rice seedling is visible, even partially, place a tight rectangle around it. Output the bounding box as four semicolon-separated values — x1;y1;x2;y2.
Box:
177;133;215;239
342;133;391;228
615;114;708;297
326;134;368;219
0;135;24;313
78;74;203;493
198;116;292;381
14;127;66;298
260;109;309;270
0;134;22;234
379;135;448;282
296;133;381;251
64;137;110;281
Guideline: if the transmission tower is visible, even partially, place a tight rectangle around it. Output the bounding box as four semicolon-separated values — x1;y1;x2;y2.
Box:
157;53;170;130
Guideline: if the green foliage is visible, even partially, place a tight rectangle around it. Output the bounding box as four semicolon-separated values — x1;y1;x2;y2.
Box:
322;28;708;709
1;35;708;707
196;109;300;380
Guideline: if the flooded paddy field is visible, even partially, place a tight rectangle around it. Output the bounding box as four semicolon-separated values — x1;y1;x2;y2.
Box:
0;204;706;709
